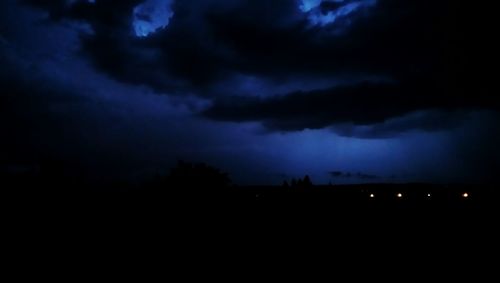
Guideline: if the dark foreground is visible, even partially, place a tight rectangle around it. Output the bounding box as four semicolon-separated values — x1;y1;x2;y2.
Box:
4;181;499;266
5;182;499;216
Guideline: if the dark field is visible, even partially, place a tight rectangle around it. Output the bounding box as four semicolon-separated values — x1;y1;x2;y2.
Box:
5;181;498;214
5;179;498;256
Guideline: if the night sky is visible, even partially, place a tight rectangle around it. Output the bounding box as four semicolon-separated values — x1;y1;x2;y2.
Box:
1;0;498;185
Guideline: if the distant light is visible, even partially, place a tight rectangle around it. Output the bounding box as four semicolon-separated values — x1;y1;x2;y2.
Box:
397;193;403;198
462;193;469;198
370;193;375;198
427;193;431;197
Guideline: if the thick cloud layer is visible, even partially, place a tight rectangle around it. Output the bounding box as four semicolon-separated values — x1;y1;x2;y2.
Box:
204;81;497;133
1;0;497;184
19;0;494;135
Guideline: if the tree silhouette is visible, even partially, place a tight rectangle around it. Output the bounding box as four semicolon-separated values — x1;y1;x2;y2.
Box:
303;175;313;187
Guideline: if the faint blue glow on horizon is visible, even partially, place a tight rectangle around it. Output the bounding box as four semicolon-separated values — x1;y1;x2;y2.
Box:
133;0;174;37
299;0;377;27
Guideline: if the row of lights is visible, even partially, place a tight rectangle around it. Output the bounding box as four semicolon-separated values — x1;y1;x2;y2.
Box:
369;193;469;198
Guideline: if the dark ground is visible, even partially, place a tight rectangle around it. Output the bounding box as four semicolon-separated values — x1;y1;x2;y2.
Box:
4;177;498;217
3;161;498;216
3;174;498;268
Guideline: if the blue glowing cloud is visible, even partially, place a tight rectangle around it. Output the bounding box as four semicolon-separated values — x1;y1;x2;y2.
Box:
299;0;377;27
133;0;174;37
299;0;324;12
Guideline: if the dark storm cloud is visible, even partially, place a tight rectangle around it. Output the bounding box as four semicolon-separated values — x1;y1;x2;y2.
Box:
331;110;471;138
203;81;498;133
19;0;496;134
20;0;456;87
1;47;85;165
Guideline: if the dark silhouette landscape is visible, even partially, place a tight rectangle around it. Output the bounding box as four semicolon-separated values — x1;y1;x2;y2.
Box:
4;160;498;215
3;159;498;265
3;1;499;267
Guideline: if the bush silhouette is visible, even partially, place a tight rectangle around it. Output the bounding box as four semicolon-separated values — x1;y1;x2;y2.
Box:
287;175;313;189
303;175;313;187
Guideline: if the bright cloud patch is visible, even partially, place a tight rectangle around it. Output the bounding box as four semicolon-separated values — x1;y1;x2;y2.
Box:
133;0;174;37
299;0;324;12
299;0;377;27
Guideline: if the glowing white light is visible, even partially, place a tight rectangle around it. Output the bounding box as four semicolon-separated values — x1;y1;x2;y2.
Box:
427;193;431;197
462;193;469;198
370;193;375;198
397;193;403;198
